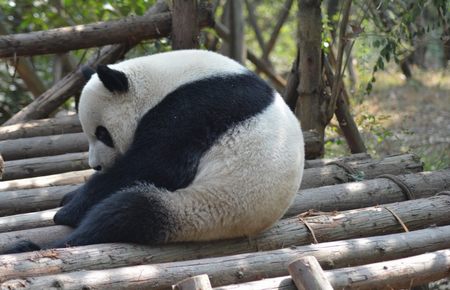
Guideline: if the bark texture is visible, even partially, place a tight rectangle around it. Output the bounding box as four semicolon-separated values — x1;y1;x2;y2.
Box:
1;195;449;283
2;224;450;288
0;115;81;141
171;0;200;49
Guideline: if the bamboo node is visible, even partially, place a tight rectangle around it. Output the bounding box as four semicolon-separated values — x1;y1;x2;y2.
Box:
378;174;415;200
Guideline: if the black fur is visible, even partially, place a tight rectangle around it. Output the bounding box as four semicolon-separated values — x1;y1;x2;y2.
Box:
2;240;41;254
97;64;129;93
81;66;96;81
2;72;275;253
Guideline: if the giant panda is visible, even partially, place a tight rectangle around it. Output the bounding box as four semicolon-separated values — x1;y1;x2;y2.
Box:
4;50;304;253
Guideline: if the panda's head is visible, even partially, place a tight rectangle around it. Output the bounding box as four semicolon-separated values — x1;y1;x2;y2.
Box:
79;64;141;172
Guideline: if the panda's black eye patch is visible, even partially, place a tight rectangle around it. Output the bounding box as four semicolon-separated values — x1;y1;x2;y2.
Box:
95;126;114;148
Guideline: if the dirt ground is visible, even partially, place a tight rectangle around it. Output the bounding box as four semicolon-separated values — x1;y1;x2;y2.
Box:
327;69;450;171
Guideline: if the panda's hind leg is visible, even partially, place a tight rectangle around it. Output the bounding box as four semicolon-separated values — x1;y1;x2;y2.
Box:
53;184;174;248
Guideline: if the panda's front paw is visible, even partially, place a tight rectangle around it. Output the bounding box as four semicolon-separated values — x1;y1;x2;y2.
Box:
1;240;41;254
54;207;80;227
60;189;79;206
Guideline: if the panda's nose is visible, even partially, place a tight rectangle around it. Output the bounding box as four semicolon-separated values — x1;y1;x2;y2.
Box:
93;165;102;171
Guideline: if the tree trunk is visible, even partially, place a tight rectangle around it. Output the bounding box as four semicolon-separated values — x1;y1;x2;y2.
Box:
0;115;81;141
2;222;450;288
171;0;199;49
296;0;324;157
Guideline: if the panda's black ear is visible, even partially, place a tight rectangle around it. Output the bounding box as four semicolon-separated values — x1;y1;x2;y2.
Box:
96;64;129;93
81;66;96;81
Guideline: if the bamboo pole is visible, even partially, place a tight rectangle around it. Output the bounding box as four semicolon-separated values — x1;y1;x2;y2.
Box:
2;224;450;288
0;115;81;141
1;195;449;282
2;152;89;180
2;169;447;233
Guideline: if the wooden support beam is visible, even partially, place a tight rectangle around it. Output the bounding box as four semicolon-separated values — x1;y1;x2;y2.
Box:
171;0;200;49
0;115;81;141
0;4;212;58
3;169;447;234
2;223;450;288
173;274;212;290
0;154;422;217
0;133;89;161
3;1;211;125
216;249;450;290
288;256;333;290
2;152;89;180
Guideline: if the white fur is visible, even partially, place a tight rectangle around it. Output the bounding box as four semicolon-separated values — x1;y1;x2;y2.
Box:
79;50;246;170
78;50;304;241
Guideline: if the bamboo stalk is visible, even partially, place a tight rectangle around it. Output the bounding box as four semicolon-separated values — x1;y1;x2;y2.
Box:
1;195;449;282
2;224;450;288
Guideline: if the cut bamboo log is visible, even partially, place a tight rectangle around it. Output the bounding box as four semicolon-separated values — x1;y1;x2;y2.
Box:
0;133;89;161
1;195;449;282
0;115;81;141
288;256;333;290
216;249;450;290
2;225;450;289
0;169;92;192
0;131;320;161
2;152;89;180
2;169;448;233
173;275;212;290
0;185;78;217
0;154;422;216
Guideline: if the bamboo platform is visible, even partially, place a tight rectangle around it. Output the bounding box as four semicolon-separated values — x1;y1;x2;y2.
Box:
1;116;450;289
